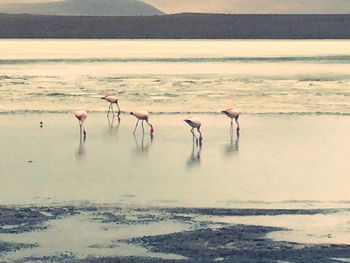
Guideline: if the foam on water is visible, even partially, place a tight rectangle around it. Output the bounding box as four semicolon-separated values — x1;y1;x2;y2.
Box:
0;40;349;114
0;75;349;114
2;55;350;64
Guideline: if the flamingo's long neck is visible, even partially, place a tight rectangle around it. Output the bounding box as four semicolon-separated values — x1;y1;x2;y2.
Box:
79;120;87;141
116;101;121;114
146;119;154;134
235;117;240;136
83;125;87;140
149;123;154;134
235;117;240;130
197;126;202;144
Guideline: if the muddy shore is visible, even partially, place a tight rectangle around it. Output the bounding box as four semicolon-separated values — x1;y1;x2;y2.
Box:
1;206;350;262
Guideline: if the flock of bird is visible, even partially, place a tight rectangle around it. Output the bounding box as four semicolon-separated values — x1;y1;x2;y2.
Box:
74;95;240;144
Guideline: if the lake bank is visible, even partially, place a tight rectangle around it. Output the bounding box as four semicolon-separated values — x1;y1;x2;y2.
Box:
1;14;350;39
1;205;350;262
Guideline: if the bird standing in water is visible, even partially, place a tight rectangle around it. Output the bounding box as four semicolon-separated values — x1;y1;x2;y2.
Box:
101;95;121;117
222;108;240;135
184;117;202;145
74;110;87;141
130;111;154;135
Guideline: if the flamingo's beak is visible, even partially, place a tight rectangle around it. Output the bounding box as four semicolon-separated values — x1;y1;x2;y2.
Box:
130;112;134;115
101;97;105;100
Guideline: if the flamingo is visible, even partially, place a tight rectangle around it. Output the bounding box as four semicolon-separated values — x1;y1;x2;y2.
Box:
184;117;202;145
222;108;240;134
74;110;87;141
130;111;154;135
101;95;121;117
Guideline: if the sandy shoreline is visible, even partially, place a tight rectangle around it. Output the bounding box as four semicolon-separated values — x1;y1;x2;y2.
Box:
1;205;350;262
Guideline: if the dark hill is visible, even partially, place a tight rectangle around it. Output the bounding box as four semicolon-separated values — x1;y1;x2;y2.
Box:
0;0;164;16
0;13;350;39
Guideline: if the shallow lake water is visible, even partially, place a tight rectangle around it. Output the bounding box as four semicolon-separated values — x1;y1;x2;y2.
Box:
0;210;189;261
1;39;350;261
0;40;349;114
0;113;349;208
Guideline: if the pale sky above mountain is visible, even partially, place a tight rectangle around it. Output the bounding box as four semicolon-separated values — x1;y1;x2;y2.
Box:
1;0;350;14
143;0;350;14
0;0;57;2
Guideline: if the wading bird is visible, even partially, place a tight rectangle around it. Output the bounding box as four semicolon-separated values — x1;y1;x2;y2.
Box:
222;108;240;134
184;117;202;145
74;110;87;141
101;95;121;117
130;111;154;135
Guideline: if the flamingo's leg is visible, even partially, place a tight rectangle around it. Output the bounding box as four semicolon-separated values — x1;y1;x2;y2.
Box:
197;127;203;145
191;128;198;144
133;120;139;134
116;101;121;116
79;124;83;143
235;117;240;135
107;104;111;117
142;120;145;134
190;128;195;137
111;103;116;117
83;126;87;142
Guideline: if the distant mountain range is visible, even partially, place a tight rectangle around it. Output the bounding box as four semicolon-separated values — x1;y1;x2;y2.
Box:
0;0;164;16
2;0;350;16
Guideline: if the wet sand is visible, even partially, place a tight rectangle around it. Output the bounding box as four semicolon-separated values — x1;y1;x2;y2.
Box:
1;206;350;262
0;113;350;261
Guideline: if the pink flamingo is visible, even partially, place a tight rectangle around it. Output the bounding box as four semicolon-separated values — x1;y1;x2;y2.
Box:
184;117;202;144
101;95;121;117
130;111;154;135
74;110;87;141
222;108;240;134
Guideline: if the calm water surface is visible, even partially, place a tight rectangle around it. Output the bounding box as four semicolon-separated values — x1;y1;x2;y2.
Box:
0;40;349;208
0;113;349;208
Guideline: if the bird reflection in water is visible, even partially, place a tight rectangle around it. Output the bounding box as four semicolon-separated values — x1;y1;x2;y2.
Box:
187;135;202;168
107;114;120;130
133;133;153;158
224;123;240;155
76;132;87;159
74;110;88;159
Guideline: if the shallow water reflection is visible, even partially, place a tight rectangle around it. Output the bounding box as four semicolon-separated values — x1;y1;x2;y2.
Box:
224;124;240;156
107;114;120;129
76;137;87;160
132;133;153;158
106;115;120;143
1;114;350;208
186;136;202;168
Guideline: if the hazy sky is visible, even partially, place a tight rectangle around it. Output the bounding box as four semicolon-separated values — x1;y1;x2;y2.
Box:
1;0;350;14
0;0;57;2
143;0;350;14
